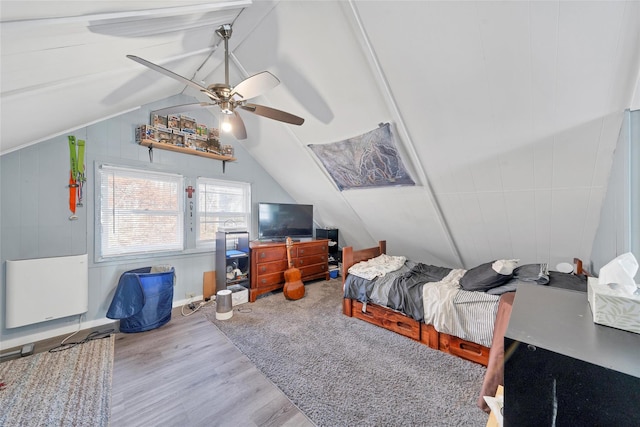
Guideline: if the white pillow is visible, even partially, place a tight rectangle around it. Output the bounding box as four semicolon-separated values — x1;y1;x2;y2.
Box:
492;259;519;275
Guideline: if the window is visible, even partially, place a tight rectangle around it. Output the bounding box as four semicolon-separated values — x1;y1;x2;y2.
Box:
197;178;251;246
98;165;184;259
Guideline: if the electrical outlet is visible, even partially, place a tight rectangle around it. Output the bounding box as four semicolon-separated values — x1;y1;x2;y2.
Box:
186;292;195;299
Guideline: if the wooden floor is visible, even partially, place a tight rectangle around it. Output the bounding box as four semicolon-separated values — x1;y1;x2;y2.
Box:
110;306;314;427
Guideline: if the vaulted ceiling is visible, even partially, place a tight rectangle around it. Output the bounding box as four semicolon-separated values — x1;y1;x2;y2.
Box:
2;1;640;269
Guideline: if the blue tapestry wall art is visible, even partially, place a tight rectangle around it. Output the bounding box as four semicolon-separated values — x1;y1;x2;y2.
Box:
308;123;415;191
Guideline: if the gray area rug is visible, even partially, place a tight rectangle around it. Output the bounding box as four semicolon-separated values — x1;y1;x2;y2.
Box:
0;335;114;426
206;279;488;426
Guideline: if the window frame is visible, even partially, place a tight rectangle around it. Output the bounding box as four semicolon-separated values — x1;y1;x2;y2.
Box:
96;163;185;261
195;177;251;249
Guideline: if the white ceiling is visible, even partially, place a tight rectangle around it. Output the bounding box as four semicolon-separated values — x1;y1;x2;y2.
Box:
2;0;639;269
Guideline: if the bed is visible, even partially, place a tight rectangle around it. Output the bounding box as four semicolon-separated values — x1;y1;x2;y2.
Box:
341;241;588;412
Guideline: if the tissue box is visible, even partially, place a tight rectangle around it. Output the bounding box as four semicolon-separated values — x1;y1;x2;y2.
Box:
587;277;640;334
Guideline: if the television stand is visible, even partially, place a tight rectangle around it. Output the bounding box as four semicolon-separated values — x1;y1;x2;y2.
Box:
249;239;330;301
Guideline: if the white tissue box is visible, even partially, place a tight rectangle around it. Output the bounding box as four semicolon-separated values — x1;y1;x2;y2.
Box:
587;277;640;334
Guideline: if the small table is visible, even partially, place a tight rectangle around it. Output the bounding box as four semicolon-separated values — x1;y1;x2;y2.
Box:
504;284;640;425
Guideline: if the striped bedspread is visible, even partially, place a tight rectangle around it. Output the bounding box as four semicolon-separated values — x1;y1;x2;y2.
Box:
422;269;499;347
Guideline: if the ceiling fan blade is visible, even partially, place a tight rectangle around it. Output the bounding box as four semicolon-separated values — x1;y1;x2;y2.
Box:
229;111;247;140
240;103;305;126
152;102;215;116
230;71;280;100
127;55;219;100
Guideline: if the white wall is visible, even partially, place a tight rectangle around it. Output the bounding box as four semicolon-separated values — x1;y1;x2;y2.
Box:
0;95;294;350
591;109;639;279
632;110;640;271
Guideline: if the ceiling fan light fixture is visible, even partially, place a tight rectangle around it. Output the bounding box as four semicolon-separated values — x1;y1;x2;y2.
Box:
221;114;232;133
126;23;304;140
219;100;233;115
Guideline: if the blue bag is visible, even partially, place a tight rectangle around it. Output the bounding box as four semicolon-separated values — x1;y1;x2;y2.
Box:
107;267;175;333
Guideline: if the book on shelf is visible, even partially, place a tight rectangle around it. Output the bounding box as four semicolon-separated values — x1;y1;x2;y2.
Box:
226;249;247;257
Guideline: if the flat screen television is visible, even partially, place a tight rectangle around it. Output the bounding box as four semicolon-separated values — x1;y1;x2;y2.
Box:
258;202;313;241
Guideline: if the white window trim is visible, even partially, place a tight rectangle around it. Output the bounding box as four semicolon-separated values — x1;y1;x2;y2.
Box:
196;177;251;249
96;164;185;261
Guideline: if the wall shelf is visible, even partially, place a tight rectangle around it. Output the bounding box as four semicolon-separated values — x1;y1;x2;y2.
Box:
139;139;236;162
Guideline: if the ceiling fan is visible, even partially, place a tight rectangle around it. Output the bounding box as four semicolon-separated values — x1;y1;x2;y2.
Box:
127;24;304;140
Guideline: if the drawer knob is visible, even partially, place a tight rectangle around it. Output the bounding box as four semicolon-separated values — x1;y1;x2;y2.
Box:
261;279;267;284
299;249;305;254
260;253;266;258
260;266;266;273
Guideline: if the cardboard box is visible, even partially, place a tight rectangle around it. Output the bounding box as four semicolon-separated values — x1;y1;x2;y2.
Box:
180;115;196;134
170;130;185;146
587;277;640;334
156;127;172;144
167;114;180;130
221;144;234;157
136;125;156;143
196;123;208;137
228;284;248;306
150;114;167;128
203;271;216;301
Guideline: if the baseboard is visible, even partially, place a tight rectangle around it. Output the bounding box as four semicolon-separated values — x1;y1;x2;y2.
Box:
2;296;203;350
2;317;116;351
173;295;204;307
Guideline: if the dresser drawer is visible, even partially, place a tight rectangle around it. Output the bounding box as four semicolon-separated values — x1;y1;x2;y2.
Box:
441;334;489;365
295;254;327;268
255;260;288;275
296;243;327;257
299;262;328;278
255;272;284;288
351;300;420;340
254;247;286;262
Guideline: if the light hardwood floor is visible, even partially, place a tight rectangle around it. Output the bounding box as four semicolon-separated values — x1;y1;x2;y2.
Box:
110;306;314;427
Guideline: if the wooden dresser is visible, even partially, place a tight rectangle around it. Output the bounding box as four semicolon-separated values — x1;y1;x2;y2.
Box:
250;239;330;302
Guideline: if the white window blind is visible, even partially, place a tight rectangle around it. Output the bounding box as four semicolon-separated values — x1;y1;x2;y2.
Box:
98;165;184;258
197;178;251;245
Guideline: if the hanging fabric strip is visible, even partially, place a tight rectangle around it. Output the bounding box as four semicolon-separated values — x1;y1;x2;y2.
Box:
76;139;86;206
68;136;78;216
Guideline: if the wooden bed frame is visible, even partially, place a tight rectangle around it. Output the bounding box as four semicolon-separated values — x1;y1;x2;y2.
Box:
342;240;591;413
341;241;589;369
341;240;491;366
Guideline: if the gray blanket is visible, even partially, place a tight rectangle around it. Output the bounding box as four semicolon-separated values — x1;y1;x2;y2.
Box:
343;260;452;321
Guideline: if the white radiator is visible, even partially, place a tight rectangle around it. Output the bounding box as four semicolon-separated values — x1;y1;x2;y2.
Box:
6;254;88;328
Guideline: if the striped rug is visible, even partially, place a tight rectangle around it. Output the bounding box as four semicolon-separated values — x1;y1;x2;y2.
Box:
0;334;114;426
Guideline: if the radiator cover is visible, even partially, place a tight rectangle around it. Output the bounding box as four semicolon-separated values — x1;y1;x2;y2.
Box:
6;254;89;328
